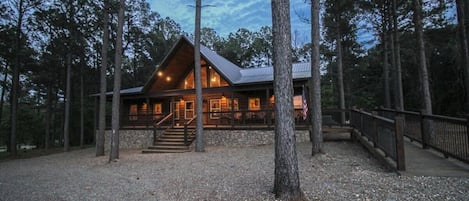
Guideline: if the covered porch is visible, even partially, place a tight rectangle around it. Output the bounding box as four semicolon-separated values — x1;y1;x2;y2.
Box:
104;84;319;130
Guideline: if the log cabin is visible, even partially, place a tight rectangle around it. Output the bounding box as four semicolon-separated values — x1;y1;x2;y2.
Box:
96;36;315;152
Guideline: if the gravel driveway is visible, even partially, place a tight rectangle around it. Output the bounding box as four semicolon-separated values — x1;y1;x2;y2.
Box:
0;141;468;201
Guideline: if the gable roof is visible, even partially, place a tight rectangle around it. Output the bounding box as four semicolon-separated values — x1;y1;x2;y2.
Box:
116;35;311;95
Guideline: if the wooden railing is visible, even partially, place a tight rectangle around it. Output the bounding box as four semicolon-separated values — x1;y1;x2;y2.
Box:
375;108;469;164
115;108;354;129
184;115;197;145
155;113;173;127
350;109;406;171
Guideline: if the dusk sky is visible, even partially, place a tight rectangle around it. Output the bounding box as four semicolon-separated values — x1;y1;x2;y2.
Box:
146;0;313;45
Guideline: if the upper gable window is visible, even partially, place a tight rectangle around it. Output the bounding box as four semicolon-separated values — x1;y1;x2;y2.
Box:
209;67;220;87
183;66;228;89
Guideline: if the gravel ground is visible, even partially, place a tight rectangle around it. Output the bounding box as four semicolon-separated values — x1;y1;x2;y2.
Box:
0;141;468;201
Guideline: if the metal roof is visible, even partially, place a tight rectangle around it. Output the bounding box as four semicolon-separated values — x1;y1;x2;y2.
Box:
199;41;242;84
90;86;143;96
235;62;311;84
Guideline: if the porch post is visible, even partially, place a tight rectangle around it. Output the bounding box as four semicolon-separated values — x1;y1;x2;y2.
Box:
171;97;175;126
266;89;271;128
231;92;234;128
146;97;150;128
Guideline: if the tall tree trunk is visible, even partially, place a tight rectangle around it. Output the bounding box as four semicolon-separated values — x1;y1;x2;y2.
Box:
271;0;306;200
80;64;84;148
465;0;469;47
97;0;109;156
194;0;204;152
456;0;469;112
336;22;346;124
0;64;8;127
63;53;71;152
392;0;404;111
414;0;432;115
310;0;323;155
10;0;25;155
383;33;391;108
45;82;52;150
109;0;125;161
382;1;391;109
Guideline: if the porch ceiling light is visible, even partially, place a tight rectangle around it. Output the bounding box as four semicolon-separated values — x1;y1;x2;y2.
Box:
157;71;163;77
166;76;171;82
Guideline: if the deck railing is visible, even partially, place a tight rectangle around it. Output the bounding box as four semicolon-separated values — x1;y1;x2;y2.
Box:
114;108;352;129
375;108;469;164
350;109;405;170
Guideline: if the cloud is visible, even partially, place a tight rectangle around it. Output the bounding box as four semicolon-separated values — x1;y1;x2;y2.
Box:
147;0;311;43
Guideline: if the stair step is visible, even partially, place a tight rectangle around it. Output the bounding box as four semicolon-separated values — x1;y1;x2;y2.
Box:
155;141;188;146
157;138;187;142
143;127;196;154
165;130;195;134
142;149;189;154
148;145;189;150
161;135;195;139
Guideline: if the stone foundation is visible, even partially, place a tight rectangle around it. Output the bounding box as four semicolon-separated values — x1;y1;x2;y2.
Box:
100;129;309;150
100;130;161;151
204;129;310;147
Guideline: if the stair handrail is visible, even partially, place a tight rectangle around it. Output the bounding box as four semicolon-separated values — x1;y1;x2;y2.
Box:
184;115;197;145
153;113;173;145
155;113;173;127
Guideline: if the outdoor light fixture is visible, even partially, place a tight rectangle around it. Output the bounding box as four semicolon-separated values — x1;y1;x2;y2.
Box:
166;76;171;82
157;71;163;77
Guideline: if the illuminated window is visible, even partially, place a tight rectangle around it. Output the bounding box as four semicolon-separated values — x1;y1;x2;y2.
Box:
129;104;138;120
210;67;220;87
248;97;261;111
153;103;162;114
293;95;303;109
226;98;239;111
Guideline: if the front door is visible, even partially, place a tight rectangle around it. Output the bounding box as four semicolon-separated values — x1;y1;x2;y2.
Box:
184;101;194;120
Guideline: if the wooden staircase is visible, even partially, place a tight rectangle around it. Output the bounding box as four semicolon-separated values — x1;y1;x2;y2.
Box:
142;127;196;153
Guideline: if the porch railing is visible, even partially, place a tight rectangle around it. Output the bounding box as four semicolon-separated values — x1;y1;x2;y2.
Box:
375;108;469;164
115;108;354;129
350;109;406;171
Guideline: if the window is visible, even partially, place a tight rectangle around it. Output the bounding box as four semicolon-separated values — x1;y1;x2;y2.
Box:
209;67;220;87
226;98;239;111
153;103;162;114
293;95;303;109
129;104;138;120
248;97;261;111
183;67;208;89
210;99;221;119
185;101;194;119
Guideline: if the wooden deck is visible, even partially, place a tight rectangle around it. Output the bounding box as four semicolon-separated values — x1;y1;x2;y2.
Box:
401;139;469;177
